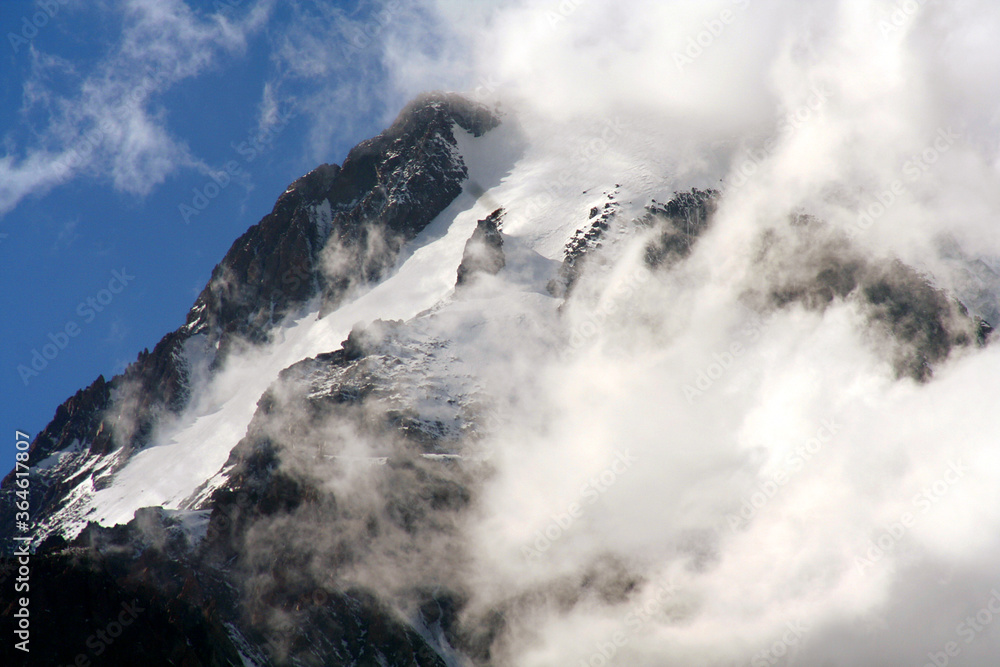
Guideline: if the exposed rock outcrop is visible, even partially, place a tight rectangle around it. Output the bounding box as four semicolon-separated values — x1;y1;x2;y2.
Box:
456;208;505;287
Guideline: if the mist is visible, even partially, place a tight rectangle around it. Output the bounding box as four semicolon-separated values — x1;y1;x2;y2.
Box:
349;1;1000;664
82;1;1000;664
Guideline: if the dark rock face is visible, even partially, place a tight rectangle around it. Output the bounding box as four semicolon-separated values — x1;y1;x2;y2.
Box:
0;505;447;667
860;263;979;380
189;92;500;340
0;328;193;540
5;89;995;667
1;508;247;667
641;188;720;269
548;189;621;298
456;208;506;287
136;319;636;666
0;92;499;550
184;162;337;347
549;188;719;298
0;292;493;665
186;324;483;665
751;218;990;381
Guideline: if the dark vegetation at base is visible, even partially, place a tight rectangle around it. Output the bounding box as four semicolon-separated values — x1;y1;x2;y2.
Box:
0;541;245;667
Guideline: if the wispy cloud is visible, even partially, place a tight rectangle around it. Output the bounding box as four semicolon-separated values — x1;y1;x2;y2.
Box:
275;1;1000;664
260;0;453;164
53;217;79;250
0;0;274;217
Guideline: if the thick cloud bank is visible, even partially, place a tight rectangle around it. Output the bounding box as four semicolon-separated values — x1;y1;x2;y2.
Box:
151;1;1000;665
347;2;1000;665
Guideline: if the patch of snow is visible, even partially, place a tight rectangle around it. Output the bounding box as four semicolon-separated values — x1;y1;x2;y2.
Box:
163;508;211;545
42;126;522;534
310;198;333;238
33;438;83;471
40;114;672;539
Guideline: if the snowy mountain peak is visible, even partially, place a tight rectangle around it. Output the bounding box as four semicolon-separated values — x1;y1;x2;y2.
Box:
0;92;499;549
2;89;994;667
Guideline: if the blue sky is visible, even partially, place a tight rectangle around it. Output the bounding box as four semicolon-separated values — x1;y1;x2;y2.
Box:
1;0;471;472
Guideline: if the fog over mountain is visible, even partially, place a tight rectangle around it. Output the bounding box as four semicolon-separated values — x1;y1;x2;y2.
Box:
4;1;1000;665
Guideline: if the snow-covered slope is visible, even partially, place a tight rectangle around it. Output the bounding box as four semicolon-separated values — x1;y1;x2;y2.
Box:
27;105;700;542
5;91;998;667
31;117;521;539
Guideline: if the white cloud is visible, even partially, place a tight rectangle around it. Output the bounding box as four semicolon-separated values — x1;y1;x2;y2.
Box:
320;1;1000;663
0;0;273;216
10;1;1000;663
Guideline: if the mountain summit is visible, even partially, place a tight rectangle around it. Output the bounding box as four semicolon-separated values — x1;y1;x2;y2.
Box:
1;91;993;666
